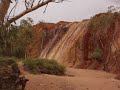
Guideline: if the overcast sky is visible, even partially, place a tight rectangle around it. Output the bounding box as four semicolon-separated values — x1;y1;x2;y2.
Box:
10;0;119;24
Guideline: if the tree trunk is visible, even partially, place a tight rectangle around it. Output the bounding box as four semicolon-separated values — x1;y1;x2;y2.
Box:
0;0;11;24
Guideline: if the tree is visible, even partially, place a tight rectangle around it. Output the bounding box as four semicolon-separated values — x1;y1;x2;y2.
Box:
0;0;64;26
0;17;34;58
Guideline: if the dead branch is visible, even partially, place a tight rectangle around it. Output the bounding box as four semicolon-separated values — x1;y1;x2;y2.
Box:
43;4;48;13
6;0;53;26
7;1;18;21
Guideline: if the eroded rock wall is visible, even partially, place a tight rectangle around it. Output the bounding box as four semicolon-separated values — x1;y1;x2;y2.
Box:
26;13;120;74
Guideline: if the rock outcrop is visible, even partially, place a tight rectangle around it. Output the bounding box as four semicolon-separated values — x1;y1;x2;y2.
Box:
26;13;120;74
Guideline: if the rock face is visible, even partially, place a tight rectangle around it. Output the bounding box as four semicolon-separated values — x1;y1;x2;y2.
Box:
26;22;69;58
39;21;88;68
26;13;120;74
81;13;120;74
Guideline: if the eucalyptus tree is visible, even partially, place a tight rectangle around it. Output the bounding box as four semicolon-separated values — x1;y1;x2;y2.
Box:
0;0;66;57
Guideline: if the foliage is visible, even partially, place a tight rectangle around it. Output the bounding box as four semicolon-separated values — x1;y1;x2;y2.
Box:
89;47;102;62
24;59;66;75
88;13;115;31
0;18;33;58
108;6;120;13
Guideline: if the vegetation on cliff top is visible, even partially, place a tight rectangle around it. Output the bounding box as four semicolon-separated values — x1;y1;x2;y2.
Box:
88;13;115;31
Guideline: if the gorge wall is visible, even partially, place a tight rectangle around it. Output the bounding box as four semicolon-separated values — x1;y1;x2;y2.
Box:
26;13;120;74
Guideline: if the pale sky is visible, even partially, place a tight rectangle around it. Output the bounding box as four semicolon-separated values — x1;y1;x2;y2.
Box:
9;0;119;24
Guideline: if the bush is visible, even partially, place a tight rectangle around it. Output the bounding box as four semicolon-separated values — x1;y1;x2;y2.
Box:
88;48;102;62
23;59;66;75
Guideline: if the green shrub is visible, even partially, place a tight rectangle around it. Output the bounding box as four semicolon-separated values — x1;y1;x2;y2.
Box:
89;48;102;62
23;59;66;75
